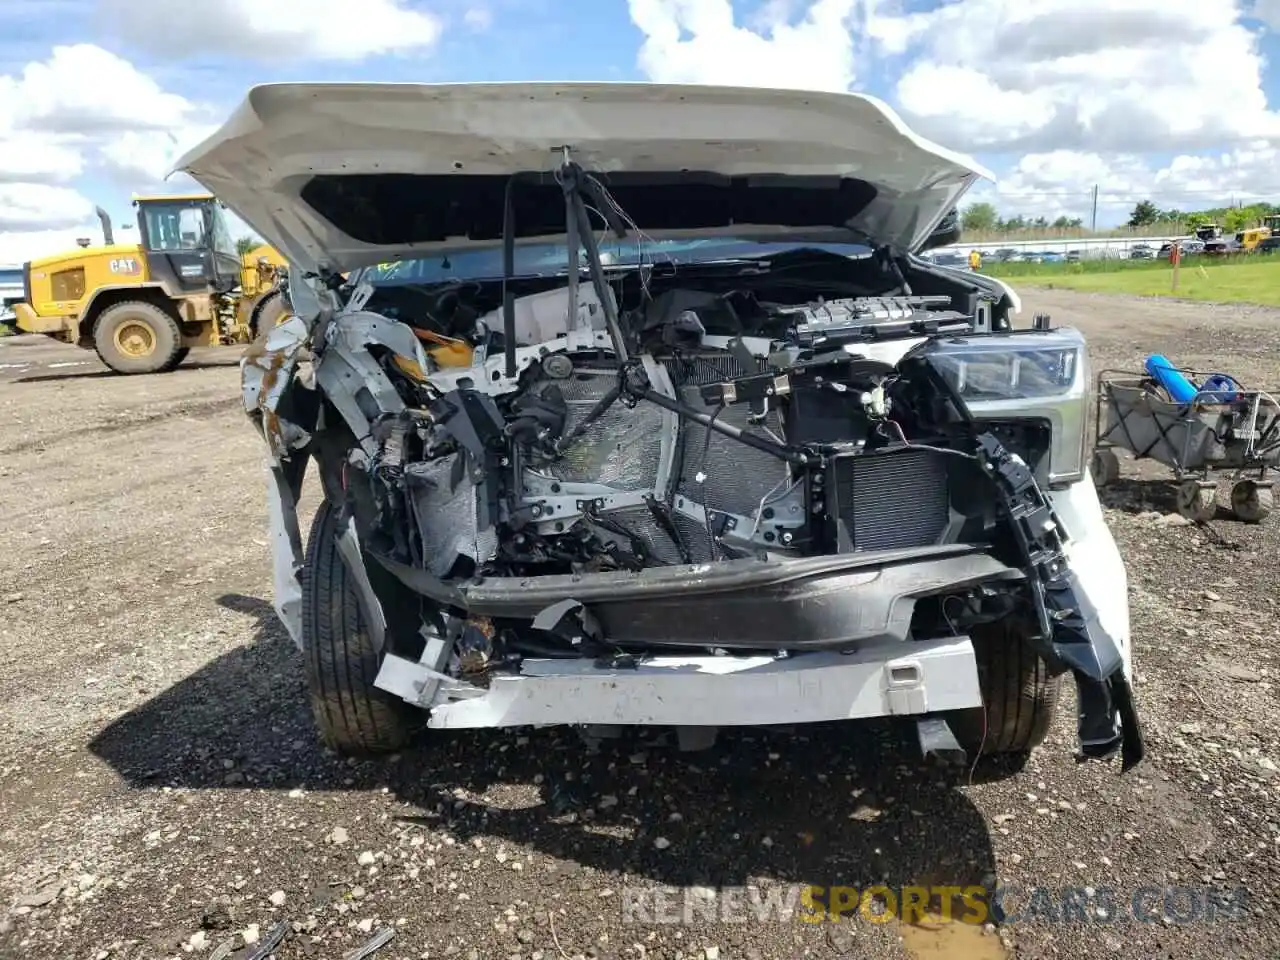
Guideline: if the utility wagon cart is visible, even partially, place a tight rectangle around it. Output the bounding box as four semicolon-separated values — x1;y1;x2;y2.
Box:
1091;368;1280;523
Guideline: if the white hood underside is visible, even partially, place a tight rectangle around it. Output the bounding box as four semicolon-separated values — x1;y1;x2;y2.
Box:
175;82;992;274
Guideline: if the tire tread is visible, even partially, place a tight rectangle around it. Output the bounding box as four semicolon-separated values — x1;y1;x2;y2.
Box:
302;501;412;754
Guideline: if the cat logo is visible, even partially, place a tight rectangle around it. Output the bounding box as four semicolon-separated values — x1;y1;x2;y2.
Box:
108;257;141;276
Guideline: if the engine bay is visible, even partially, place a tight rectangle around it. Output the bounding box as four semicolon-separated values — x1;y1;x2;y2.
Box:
346;249;1024;579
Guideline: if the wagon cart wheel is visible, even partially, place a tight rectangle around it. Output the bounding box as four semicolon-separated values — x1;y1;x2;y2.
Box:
1229;479;1273;523
1091;449;1121;487
1175;480;1217;522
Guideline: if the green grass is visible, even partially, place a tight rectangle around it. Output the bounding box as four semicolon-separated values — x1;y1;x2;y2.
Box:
983;256;1280;307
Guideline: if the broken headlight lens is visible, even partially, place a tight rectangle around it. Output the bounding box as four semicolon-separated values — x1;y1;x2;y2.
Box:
926;329;1089;485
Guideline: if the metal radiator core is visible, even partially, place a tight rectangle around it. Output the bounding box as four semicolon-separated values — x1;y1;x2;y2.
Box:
665;356;788;518
830;449;951;552
546;368;664;492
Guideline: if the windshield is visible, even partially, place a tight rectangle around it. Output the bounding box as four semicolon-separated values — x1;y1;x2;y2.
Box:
355;237;872;286
208;204;237;259
142;203;209;251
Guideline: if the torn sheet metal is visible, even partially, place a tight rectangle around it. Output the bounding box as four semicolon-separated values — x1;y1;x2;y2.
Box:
247;299;442;646
241;314;313;462
314;310;428;456
265;463;305;649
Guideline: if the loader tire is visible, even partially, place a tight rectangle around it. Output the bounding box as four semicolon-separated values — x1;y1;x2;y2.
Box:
160;347;190;372
952;617;1063;757
93;301;182;375
249;288;289;340
302;500;414;755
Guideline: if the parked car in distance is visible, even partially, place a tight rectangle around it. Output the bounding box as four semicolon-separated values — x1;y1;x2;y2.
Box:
1203;238;1243;257
1158;239;1205;260
1128;243;1157;260
1066;249;1082;262
930;251;970;269
994;247;1023;263
1038;251;1066;263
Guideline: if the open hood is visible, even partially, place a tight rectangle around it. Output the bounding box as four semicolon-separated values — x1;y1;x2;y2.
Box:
174;82;991;274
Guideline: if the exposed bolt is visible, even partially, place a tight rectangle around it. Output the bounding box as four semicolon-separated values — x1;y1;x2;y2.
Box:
781;532;794;545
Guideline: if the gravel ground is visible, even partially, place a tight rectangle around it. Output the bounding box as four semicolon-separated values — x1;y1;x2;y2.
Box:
1;288;1278;960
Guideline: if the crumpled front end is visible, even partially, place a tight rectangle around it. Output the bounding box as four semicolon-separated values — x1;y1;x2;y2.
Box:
226;136;1141;770
243;271;1142;770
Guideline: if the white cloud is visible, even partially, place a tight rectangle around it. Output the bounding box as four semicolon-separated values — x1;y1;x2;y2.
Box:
964;145;1280;227
98;0;443;62
0;43;217;247
0;138;84;184
884;0;1280;154
0;184;97;233
97;125;219;183
1253;0;1280;28
0;44;210;187
463;7;493;30
623;0;1280;224
0;43;194;135
629;0;860;91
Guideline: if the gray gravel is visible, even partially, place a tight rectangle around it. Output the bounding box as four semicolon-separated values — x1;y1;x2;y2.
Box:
1;289;1278;960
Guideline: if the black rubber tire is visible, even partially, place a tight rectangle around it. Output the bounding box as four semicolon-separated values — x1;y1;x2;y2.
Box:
92;301;182;375
302;500;414;755
952;618;1063;756
249;288;289;340
160;347;190;373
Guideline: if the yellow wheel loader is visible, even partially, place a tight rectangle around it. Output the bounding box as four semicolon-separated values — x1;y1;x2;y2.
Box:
7;194;290;374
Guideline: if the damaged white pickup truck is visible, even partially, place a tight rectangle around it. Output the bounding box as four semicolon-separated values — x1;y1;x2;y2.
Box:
177;81;1144;771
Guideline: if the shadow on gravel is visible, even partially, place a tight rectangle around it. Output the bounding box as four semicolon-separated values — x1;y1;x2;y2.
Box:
1099;477;1180;514
16;360;238;384
1100;477;1244;522
89;593;999;892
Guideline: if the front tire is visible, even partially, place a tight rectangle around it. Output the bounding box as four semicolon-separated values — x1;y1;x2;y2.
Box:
92;301;182;375
952;618;1063;758
302;500;414;755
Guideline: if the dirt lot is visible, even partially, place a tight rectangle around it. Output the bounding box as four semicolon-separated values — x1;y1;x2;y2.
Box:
1;288;1279;960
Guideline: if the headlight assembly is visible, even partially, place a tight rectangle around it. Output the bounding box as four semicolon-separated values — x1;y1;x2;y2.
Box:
925;329;1089;485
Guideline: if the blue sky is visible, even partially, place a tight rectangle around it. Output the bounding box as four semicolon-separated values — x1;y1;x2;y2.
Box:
2;0;1280;262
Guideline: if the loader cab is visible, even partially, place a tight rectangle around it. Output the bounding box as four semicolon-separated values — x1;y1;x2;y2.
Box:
134;194;240;296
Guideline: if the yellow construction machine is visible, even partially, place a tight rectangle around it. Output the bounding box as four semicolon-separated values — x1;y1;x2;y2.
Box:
8;194;290;374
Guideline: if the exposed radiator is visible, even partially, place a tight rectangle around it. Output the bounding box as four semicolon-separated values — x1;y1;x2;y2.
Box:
545;367;664;492
828;449;951;552
665;355;787;519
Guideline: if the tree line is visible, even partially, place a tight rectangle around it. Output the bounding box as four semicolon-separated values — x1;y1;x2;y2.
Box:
961;200;1279;235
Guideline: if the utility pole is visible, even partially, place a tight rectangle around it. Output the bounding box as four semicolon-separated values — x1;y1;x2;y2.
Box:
1090;185;1098;232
